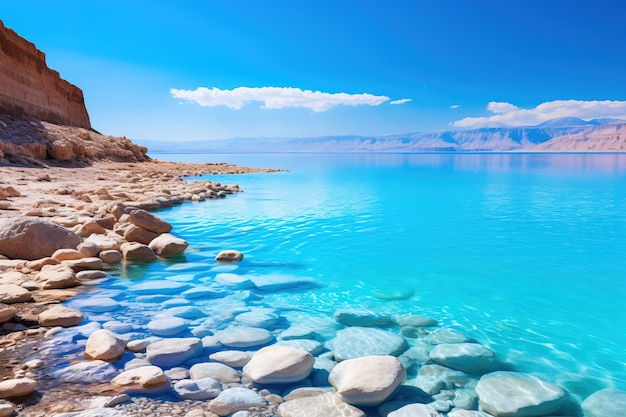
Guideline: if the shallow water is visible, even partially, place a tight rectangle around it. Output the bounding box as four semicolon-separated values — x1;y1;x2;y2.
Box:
72;153;626;401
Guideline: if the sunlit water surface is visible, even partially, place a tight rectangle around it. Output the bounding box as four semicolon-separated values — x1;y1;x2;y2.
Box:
85;153;626;400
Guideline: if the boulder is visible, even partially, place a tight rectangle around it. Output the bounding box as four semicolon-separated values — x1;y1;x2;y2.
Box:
35;264;78;290
0;378;37;399
243;345;314;384
111;365;169;394
62;257;104;272
51;248;84;261
128;209;172;234
120;242;157;261
38;306;84;327
85;329;126;361
0;218;81;260
475;372;567;417
429;343;500;375
278;391;365;417
189;362;240;384
99;250;122;264
0;283;33;303
174;377;222;400
149;233;189;257
334;309;394;327
329;327;407;361
581;388;626;417
146;337;202;368
208;387;266;416
215;249;243;263
328;355;406;406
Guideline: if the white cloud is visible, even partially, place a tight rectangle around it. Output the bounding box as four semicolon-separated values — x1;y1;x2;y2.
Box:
390;98;412;105
450;104;460;109
453;100;626;128
170;86;395;112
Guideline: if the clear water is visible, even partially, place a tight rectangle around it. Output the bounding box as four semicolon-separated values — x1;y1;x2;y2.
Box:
93;153;626;400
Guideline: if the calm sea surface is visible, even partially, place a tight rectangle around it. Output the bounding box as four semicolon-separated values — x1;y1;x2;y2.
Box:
132;153;626;397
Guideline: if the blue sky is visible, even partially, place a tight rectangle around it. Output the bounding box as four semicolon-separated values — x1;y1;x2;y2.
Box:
3;1;626;141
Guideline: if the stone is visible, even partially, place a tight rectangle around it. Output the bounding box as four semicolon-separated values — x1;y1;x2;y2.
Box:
275;339;324;355
208;387;266;416
147;317;188;336
475;372;567;417
249;273;315;291
130;279;190;295
243;345;314;384
146;337;202;368
235;309;280;328
0;284;32;303
189;362;240;384
0;304;16;322
215;249;243;263
396;314;438;327
127;337;159;353
0;218;81;260
111;365;169;393
100;250;122;263
581;388;626;417
77;241;100;257
422;328;470;344
85;329;126;361
128;209;172;234
0;404;14;417
447;411;492;417
214;273;254;289
378;401;444;417
216;326;274;348
429;343;500;375
0;378;37;398
120;242;157;261
51;248;84;261
39;306;84;327
52;360;119;383
334;309;393;327
329;327;407;361
62;257;104;272
35;264;78;289
26;257;59;271
174;377;222;400
149;233;189;256
124;224;160;245
328;355;406;406
209;350;252;368
278;391;365;417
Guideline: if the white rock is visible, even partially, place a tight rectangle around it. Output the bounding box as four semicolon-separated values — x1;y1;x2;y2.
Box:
38;306;84;327
334;309;393;327
149;233;188;257
214;273;254;289
329;327;407;361
189;362;240;384
53;360;118;383
209;350;252;368
208;387;266;416
70;297;119;313
146;337;202;367
216;326;273;348
249;273;315;291
147;317;188;336
275;339;324;355
379;401;444;417
429;343;500;375
422;328;470;344
174;377;222;400
243;345;314;384
0;283;33;303
130;280;190;295
85;329;126;361
111;365;169;394
328;355;406;406
581;388;626;417
0;378;37;398
278;391;365;417
235;309;280;328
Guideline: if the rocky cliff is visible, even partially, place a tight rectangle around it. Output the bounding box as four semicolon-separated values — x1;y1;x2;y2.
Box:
0;20;91;129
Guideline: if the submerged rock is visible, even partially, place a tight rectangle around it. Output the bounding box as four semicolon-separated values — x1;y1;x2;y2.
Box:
334;308;394;327
243;345;314;384
146;337;202;367
189;362;240;384
111;365;169;394
208;387;266;416
174;377;222;400
378;401;444;417
216;326;274;348
85;329;126;361
329;327;407;361
53;360;119;383
278;391;365;417
38;306;84;327
581;388;626;417
429;343;501;375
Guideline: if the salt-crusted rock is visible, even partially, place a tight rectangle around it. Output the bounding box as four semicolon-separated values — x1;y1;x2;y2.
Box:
189;362;240;384
378;401;444;417
52;248;84;261
0;378;37;398
422;328;470;344
0;283;32;303
396;314;438;327
235;309;280;328
328;355;406;406
35;264;78;289
216;326;274;348
329;327;407;361
278;391;365;417
275;339;324;355
0;304;16;323
124;224;160;245
128;209;172;234
581;388;626;417
149;233;189;257
111;365;169;394
38;306;84;327
209;351;252;368
146;337;202;368
52;360;119;383
0;218;81;260
85;329;126;361
208;387;266;416
120;242;157;261
215;249;244;263
147;316;188;336
475;372;567;417
429;343;500;375
174;377;222;400
99;250;122;263
334;308;393;327
243;345;314;384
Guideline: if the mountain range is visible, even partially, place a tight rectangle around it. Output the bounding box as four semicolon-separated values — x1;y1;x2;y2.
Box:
138;117;626;154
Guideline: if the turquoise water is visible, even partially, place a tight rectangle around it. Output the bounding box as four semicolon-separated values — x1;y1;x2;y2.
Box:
151;153;626;397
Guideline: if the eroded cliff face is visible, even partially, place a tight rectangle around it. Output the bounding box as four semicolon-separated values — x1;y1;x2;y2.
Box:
0;20;91;129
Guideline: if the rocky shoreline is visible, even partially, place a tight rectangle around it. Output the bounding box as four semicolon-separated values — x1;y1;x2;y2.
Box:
0;161;624;417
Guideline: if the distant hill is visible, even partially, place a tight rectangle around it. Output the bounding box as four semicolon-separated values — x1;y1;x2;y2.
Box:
139;118;626;154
